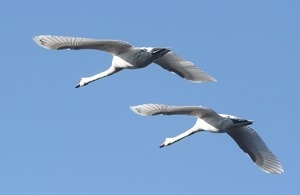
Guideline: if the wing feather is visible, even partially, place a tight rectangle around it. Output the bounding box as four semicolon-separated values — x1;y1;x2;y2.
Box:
154;52;216;82
33;35;133;55
130;104;218;117
227;126;283;174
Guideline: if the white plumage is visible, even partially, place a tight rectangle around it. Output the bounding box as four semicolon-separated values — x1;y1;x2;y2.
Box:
130;104;284;174
33;35;216;88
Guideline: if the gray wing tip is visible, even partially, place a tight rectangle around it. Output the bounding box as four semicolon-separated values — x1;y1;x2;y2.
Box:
32;35;42;45
192;78;217;83
257;156;284;174
260;164;284;174
129;105;149;116
189;64;217;83
277;167;284;174
32;35;54;50
130;104;163;116
208;77;217;82
189;73;217;83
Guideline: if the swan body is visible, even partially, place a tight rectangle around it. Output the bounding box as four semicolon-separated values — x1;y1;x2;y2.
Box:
130;104;283;174
33;35;216;88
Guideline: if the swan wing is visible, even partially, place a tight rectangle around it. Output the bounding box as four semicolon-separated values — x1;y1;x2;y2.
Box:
154;52;216;82
130;104;218;118
33;35;133;55
227;126;284;174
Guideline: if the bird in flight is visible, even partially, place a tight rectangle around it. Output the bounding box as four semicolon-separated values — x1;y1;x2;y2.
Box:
33;35;216;88
130;103;284;174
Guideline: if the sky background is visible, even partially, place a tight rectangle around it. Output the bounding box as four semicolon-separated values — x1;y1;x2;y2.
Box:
1;0;299;194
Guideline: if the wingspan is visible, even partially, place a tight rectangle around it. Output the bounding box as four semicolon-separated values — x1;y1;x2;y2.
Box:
33;35;133;55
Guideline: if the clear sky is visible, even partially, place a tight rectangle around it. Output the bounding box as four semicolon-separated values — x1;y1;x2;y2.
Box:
1;0;299;194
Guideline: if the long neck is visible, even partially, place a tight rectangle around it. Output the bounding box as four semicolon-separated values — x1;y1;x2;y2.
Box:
86;66;120;84
169;124;203;145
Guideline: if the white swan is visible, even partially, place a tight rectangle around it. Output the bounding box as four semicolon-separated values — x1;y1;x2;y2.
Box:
33;35;216;88
130;104;284;174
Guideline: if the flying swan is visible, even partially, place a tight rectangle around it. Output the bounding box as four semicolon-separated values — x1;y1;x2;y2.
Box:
130;103;284;174
33;35;216;88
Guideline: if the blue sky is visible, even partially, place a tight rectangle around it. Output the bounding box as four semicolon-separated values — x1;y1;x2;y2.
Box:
1;0;299;194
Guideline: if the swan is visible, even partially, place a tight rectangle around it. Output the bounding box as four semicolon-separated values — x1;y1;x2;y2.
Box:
130;104;284;174
33;35;216;88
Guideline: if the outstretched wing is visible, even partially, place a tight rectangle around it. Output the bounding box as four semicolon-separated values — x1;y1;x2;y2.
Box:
33;35;133;55
227;126;283;174
154;52;216;82
130;104;218;118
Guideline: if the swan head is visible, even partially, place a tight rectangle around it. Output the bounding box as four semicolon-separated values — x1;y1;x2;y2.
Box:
219;114;253;127
150;47;171;58
75;77;90;88
159;138;174;148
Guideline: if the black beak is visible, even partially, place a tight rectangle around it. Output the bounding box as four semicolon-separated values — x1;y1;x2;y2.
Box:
152;48;171;57
232;118;253;126
159;143;165;148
